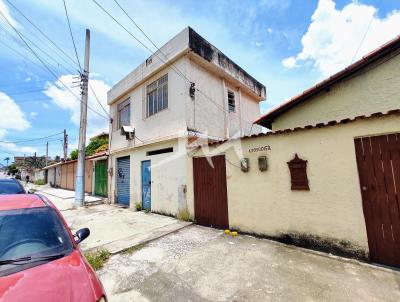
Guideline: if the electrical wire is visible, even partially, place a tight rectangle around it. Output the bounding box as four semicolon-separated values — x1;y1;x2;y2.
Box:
5;0;80;71
62;0;82;72
0;131;64;144
350;15;374;64
0;10;110;121
92;0;257;132
89;82;111;118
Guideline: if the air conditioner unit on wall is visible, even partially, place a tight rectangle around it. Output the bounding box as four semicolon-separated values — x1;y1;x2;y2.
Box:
120;126;135;140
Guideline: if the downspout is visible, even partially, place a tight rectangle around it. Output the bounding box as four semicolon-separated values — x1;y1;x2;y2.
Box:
238;87;243;137
221;78;228;139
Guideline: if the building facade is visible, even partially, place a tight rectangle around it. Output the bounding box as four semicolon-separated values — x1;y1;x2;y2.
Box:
108;27;266;214
187;36;400;267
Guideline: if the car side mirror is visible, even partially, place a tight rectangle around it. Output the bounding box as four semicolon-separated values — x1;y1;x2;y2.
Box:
75;228;90;244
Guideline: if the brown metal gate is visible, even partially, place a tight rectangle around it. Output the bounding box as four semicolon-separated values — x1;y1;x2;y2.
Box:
354;133;400;267
193;155;229;229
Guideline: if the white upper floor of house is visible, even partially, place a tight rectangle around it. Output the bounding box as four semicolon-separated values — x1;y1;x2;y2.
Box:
108;27;266;153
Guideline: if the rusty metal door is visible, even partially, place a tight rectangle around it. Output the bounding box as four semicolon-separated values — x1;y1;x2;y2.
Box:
193;155;229;229
354;133;400;267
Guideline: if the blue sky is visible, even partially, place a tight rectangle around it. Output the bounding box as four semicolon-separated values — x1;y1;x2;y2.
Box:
0;0;399;164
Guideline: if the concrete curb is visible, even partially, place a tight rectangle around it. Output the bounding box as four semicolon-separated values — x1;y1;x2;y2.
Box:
84;221;192;255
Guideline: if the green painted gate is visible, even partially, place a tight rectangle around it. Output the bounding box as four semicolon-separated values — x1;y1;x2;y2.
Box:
94;160;107;197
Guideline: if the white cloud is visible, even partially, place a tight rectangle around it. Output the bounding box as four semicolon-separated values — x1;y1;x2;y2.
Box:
282;0;400;76
0;141;36;154
42;103;49;108
44;75;110;140
0;92;30;130
30;112;38;118
282;56;297;68
0;0;18;27
267;27;273;34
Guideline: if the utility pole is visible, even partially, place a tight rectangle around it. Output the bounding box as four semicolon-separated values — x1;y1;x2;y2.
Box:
45;142;48;167
63;129;68;161
75;29;90;208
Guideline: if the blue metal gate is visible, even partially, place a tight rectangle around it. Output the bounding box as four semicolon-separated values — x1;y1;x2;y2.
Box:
116;156;130;206
141;160;151;211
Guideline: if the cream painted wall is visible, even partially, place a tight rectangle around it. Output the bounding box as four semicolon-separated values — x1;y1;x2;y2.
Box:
186;114;400;252
110;59;188;152
185;58;262;139
109;138;188;215
272;52;400;130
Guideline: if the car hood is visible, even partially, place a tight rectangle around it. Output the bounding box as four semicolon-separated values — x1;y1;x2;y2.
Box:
0;250;102;302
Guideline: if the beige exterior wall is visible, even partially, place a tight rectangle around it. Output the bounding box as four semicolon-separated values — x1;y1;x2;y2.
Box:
272;52;400;130
110;138;188;215
110;59;188;153
186;114;400;254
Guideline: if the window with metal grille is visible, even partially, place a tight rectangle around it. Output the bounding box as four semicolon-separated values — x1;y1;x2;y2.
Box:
146;74;168;117
228;90;235;113
117;98;130;129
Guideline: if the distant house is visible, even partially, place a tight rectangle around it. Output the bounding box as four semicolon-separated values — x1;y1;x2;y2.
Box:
187;36;400;267
108;27;266;213
42;151;108;197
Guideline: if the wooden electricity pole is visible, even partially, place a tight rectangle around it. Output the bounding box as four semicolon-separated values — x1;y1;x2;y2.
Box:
75;29;90;207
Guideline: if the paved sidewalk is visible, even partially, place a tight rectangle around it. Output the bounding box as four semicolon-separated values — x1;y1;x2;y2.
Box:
25;185;191;253
62;205;191;253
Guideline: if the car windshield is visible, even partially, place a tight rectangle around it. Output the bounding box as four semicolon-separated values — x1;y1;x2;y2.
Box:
0;181;25;194
0;207;73;276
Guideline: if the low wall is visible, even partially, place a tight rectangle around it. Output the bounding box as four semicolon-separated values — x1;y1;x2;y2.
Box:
187;113;400;258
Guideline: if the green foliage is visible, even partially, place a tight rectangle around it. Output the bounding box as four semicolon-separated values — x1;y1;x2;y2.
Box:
94;144;108;154
121;243;145;255
70;149;78;160
24;157;46;169
177;208;191;222
86;137;108;157
135;202;142;211
34;179;45;185
84;249;110;271
7;163;18;175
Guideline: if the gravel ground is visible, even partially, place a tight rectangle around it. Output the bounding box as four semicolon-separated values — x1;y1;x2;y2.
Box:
98;225;400;302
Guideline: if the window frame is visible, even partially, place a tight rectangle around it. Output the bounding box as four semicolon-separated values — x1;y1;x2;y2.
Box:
146;74;168;118
117;98;131;129
227;90;236;113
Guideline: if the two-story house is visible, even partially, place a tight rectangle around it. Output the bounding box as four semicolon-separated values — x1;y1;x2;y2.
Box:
107;27;266;215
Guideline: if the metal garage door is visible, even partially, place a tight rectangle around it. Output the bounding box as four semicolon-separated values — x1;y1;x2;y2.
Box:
354;133;400;267
116;156;130;206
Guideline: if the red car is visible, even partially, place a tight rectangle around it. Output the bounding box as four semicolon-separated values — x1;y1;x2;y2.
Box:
0;194;107;302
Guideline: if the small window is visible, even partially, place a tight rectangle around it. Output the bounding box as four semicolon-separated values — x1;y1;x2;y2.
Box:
117;98;130;129
228;90;235;113
146;147;173;156
146;74;168;117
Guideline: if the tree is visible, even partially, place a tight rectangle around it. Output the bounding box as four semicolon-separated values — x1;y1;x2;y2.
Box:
85;137;108;156
24;156;46;170
70;149;78;160
7;163;18;175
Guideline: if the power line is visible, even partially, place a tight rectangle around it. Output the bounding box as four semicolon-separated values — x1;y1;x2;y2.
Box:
0;10;109;121
0;20;76;75
62;0;82;72
93;0;257;132
0;131;64;144
89;82;111;118
0;39;49;74
351;15;374;64
5;0;80;71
